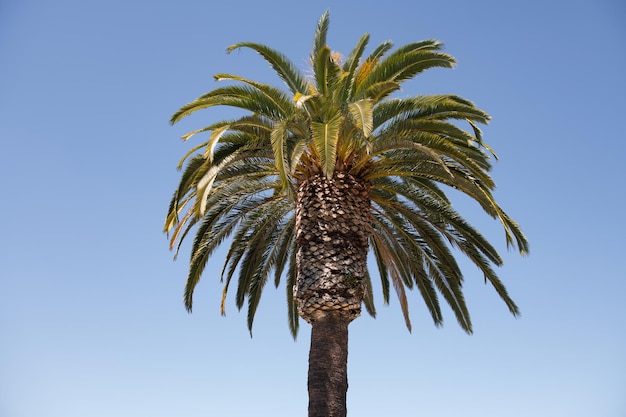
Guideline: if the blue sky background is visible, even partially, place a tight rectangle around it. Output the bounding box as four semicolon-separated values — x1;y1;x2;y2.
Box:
1;0;625;416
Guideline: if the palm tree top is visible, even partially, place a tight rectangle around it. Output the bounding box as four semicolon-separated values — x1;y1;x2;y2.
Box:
165;11;529;336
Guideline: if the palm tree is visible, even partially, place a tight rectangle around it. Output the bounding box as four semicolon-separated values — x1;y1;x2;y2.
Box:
164;11;528;417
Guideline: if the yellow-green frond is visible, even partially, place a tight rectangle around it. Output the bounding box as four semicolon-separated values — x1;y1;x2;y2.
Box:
348;99;374;137
311;112;342;178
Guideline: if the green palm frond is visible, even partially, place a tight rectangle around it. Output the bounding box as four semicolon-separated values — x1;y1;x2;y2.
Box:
311;112;342;178
226;42;309;95
313;46;333;97
171;84;291;124
370;224;413;331
356;43;455;99
286;254;299;338
270;120;290;191
348;99;373;137
214;73;296;116
362;269;377;318
366;40;394;62
311;10;330;63
340;32;369;101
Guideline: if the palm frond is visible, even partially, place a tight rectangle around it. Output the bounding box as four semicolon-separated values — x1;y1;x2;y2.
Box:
370;228;412;331
171;84;291;124
356;46;455;98
311;112;342;178
348;99;373;137
341;32;369;101
362;270;377;318
227;42;309;95
270;120;291;191
311;10;330;63
286;252;299;339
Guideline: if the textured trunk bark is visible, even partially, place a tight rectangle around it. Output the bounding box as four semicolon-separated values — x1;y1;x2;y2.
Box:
308;314;349;417
294;172;372;323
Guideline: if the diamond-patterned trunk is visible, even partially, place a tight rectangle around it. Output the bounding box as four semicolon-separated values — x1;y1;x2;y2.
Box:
294;171;372;324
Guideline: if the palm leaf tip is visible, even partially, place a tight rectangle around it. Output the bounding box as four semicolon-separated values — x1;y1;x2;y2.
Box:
312;10;331;60
184;293;193;313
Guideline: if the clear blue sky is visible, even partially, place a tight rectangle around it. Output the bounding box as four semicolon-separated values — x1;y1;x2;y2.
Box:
1;1;625;416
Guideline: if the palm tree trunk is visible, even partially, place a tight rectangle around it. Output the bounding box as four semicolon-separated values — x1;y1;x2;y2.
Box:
308;314;350;417
295;171;372;417
294;172;372;323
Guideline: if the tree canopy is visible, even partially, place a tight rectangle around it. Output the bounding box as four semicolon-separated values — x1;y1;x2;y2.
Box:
165;11;529;337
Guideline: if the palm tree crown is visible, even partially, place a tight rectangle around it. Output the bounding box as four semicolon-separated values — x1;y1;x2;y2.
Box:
165;11;528;337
